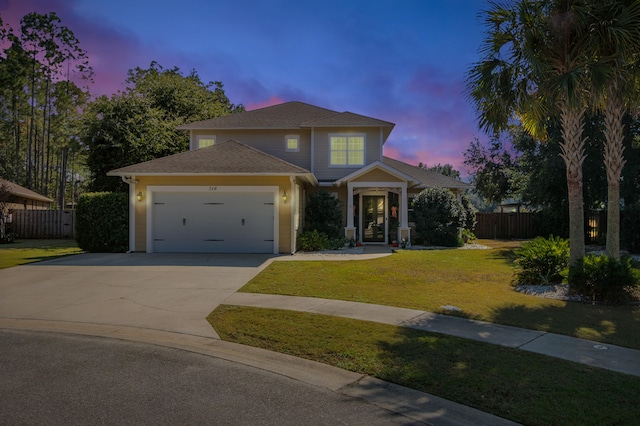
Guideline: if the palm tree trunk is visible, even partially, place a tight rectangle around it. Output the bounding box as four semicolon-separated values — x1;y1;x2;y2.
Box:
559;106;586;266
603;87;626;259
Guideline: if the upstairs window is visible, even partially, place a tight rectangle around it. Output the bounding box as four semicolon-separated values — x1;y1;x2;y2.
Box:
285;135;300;152
196;135;215;149
329;134;365;166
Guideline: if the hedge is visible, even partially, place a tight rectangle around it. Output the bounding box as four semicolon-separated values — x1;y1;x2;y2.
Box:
76;192;128;252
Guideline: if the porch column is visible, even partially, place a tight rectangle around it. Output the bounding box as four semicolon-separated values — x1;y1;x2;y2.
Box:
399;183;411;243
344;182;356;240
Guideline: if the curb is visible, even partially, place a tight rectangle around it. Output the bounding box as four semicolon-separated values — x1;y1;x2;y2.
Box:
0;318;518;426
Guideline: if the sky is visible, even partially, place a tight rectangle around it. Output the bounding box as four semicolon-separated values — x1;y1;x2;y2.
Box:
1;0;492;176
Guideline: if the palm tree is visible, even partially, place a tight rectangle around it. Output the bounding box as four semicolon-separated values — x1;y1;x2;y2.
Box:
587;0;640;259
468;0;592;266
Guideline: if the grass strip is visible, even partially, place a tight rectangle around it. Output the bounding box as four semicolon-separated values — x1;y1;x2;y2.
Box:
0;239;83;269
240;248;640;349
208;305;640;426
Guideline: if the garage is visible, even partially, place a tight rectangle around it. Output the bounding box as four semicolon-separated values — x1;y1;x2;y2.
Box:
150;190;276;253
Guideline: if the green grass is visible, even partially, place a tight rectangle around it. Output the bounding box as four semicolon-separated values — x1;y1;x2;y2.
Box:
208;305;640;426
0;239;83;269
240;244;640;349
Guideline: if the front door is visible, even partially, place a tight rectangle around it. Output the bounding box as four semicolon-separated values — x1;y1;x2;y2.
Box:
362;195;386;243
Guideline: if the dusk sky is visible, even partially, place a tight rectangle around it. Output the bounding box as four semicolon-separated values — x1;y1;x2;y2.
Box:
2;0;492;176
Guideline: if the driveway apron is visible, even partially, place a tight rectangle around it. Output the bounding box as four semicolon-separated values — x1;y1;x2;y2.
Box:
0;253;275;338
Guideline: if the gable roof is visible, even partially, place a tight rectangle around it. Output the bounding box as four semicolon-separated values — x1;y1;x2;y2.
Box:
177;101;395;141
382;157;471;189
107;139;315;182
0;178;53;203
333;161;419;187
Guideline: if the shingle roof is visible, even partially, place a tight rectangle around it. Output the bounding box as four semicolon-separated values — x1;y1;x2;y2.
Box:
107;139;313;176
382;157;471;189
177;101;395;131
0;179;53;203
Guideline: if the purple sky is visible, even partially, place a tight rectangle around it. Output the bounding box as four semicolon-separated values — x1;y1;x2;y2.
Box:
2;0;491;175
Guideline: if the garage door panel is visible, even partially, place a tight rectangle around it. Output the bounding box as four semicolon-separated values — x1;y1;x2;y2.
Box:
152;191;275;253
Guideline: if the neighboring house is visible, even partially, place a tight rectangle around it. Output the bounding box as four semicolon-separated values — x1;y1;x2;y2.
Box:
0;179;53;211
108;101;470;254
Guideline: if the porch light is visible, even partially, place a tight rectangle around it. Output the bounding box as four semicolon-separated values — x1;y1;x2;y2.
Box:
136;191;143;202
282;190;288;204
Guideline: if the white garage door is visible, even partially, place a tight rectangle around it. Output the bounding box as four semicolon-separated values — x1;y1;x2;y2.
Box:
152;191;275;253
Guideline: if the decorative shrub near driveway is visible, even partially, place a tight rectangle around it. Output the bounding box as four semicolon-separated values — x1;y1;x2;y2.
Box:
569;255;640;303
75;192;128;252
513;236;569;285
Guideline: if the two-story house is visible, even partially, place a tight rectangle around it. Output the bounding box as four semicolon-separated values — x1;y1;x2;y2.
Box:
108;101;469;253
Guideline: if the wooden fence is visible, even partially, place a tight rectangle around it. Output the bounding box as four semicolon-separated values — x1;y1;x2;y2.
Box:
9;209;75;239
475;210;609;244
475;212;539;240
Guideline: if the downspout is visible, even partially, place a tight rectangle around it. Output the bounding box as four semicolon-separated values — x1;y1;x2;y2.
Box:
379;127;383;160
120;175;137;253
290;176;296;254
310;127;315;175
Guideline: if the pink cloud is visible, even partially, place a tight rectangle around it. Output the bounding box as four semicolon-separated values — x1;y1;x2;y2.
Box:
246;95;286;111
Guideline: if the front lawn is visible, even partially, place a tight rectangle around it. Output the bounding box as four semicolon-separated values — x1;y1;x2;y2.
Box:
240;242;640;350
208;306;640;426
0;239;83;269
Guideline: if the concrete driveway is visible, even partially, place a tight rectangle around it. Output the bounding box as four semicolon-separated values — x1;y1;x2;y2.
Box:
0;252;276;338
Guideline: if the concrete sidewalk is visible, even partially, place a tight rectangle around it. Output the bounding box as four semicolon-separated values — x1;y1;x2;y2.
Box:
224;292;640;377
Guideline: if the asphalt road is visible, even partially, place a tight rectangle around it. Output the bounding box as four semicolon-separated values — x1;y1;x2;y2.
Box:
0;330;420;425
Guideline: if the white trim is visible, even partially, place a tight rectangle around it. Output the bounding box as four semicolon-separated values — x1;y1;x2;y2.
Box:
328;133;366;167
285;134;300;152
333;161;417;186
195;134;216;149
379;127;383;160
359;191;388;244
129;180;136;252
345;181;409;245
311;128;315;175
146;185;279;254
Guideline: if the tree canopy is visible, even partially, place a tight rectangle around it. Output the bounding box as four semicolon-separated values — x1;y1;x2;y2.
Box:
0;11;92;208
82;62;244;192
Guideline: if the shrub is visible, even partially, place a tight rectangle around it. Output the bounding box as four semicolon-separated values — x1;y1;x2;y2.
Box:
461;229;477;244
622;201;640;254
304;191;343;239
297;230;330;251
568;255;639;303
76;192;128;252
513;236;569;285
460;192;477;231
411;187;464;247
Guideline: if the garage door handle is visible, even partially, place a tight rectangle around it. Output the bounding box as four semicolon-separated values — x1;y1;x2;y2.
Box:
242;219;245;226
183;218;186;226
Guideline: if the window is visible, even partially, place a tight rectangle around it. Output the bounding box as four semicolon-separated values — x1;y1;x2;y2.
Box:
329;134;365;166
285;135;299;152
196;135;215;149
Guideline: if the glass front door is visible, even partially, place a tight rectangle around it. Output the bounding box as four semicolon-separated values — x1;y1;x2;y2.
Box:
362;195;385;243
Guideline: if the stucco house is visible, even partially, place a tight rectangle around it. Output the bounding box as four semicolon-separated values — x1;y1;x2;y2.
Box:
108;101;469;254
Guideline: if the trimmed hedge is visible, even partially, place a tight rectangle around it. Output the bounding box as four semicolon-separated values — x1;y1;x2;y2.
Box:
76;192;128;252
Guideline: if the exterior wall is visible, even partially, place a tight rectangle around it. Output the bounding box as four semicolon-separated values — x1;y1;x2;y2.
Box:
352;169;404;183
190;129;312;170
312;127;384;181
6;198;51;210
133;175;294;253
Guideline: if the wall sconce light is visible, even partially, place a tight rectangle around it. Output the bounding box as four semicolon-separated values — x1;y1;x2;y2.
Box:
282;190;288;204
136;191;143;202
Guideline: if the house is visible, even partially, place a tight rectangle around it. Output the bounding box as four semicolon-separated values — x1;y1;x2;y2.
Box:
107;101;470;254
0;179;53;211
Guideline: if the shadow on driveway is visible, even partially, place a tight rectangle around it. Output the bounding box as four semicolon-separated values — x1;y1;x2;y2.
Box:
33;252;282;268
